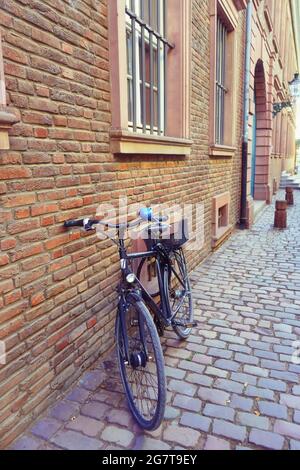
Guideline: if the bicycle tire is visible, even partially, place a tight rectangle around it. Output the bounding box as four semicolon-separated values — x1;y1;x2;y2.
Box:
116;300;166;430
164;248;194;340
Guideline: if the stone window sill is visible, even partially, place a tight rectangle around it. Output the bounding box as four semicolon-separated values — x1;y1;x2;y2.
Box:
209;144;236;159
212;224;233;249
0;108;19;150
110;130;193;157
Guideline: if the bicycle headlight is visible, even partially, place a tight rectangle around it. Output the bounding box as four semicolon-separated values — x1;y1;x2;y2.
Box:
126;273;136;284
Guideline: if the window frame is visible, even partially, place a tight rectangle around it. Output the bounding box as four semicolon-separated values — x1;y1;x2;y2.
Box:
215;16;228;145
108;0;192;156
209;0;245;157
125;0;167;136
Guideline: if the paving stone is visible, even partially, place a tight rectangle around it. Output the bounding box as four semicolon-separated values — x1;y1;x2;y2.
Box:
79;370;106;391
290;440;300;450
258;402;288;419
66;415;104;437
243;365;268;378
213;419;247;442
66;387;90;404
11;435;42;450
173;395;202;412
293;386;300;395
205;367;229;378
257;378;287;392
51;430;102;450
81;401;110;421
274;420;300;440
193;354;213;365
270;370;299;383
274;324;292;333
168;379;196;396
197;387;230;406
178;361;205;375
220;335;246;345
214;359;240;372
101;425;134;447
294;410;300;424
231;372;257;386
260;360;285;371
280;394;300;410
207;348;233;360
254;350;279;361
164;406;181;420
31;418;62;440
134;436;171;450
180;412;212;432
229;394;253;412
204;435;231;450
107;409;133;427
235;353;259;366
203;404;234;421
229;344;252;354
245;386;274;401
49;401;79;422
165;348;191;359
163;425;200;448
249;429;284;450
165;366;186;379
204;339;226;349
237;412;270;430
214;378;244;394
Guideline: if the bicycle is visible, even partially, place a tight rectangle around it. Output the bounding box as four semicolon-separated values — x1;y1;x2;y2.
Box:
64;208;196;430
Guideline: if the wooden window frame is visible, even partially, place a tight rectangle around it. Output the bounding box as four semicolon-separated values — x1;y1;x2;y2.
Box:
108;0;192;156
209;0;246;158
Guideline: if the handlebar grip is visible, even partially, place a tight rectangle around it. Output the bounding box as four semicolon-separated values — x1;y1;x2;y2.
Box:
64;219;84;228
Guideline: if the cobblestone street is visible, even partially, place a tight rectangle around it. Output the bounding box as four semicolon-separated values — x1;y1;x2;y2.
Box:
12;192;300;451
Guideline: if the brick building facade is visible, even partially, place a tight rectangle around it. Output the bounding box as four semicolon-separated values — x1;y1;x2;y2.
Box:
0;0;298;447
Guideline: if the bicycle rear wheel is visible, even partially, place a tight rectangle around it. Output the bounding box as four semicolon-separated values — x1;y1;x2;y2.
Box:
164;248;194;340
116;300;166;430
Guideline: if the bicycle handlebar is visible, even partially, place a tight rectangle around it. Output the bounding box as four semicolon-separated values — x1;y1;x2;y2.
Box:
64;210;168;232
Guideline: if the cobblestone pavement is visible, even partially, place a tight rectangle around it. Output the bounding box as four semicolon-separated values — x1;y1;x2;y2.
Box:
12;192;300;450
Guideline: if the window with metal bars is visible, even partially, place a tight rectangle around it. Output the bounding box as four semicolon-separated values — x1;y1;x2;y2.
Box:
215;17;228;145
125;0;173;135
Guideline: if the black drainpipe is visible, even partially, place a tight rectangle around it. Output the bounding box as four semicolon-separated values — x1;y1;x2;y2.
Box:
240;1;253;229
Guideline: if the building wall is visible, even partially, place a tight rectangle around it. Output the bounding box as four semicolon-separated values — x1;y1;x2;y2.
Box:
246;0;298;223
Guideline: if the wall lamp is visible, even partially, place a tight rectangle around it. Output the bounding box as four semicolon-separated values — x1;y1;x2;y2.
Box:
273;73;300;118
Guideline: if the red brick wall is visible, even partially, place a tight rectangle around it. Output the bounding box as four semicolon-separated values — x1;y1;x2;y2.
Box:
0;0;246;447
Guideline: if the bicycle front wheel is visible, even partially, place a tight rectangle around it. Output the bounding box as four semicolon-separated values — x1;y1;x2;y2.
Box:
116;300;166;431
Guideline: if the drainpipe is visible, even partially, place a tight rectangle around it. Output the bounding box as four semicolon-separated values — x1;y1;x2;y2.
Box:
240;0;252;229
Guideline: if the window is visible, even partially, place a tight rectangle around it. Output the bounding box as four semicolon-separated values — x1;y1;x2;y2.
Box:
209;0;247;156
108;0;192;156
215;17;228;145
125;0;172;135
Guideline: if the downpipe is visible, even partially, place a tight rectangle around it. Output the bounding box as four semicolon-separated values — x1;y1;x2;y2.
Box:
240;0;253;229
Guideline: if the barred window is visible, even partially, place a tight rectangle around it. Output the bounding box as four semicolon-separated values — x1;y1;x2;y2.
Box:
215;17;228;145
125;0;173;135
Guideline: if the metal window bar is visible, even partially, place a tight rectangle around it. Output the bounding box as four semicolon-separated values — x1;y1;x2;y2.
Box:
216;17;227;144
126;2;174;135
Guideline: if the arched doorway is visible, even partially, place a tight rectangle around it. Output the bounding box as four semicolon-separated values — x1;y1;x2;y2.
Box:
251;60;271;201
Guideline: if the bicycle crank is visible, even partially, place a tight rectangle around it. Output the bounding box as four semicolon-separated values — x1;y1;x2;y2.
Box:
172;319;198;329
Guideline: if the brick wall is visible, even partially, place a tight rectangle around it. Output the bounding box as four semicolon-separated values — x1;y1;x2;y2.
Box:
0;0;246;447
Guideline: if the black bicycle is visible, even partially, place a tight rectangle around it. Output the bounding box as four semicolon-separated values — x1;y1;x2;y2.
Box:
64;208;196;430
